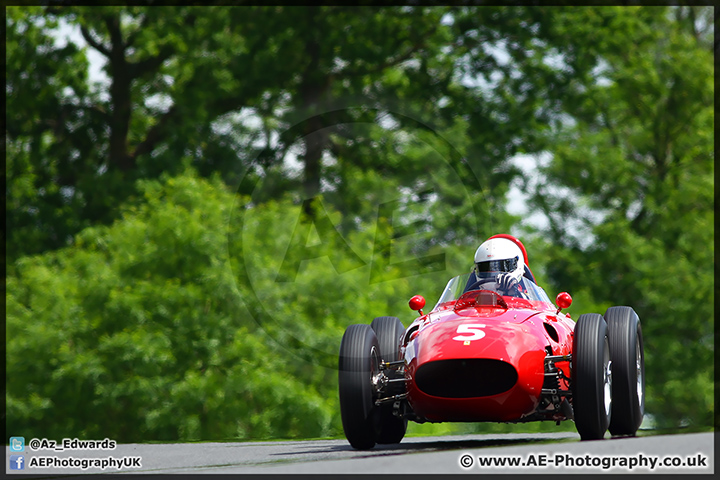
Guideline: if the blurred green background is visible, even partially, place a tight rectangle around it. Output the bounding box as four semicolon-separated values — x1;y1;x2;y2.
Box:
6;5;713;442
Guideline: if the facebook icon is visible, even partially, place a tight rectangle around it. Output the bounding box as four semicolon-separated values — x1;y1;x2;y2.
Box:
10;455;24;470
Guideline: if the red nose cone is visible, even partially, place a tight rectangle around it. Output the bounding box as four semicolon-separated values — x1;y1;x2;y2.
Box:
556;292;572;310
409;295;426;311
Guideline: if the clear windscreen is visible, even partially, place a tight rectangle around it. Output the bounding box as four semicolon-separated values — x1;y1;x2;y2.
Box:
433;272;552;310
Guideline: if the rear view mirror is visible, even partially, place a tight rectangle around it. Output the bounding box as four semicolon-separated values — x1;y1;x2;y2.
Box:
409;295;426;315
556;292;572;312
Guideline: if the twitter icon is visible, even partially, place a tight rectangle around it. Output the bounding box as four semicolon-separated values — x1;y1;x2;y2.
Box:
10;437;25;452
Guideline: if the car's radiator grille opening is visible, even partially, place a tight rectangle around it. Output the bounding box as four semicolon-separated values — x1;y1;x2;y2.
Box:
415;359;518;398
544;322;559;342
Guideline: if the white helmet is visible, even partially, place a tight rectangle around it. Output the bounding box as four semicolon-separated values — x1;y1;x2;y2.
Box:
473;237;525;283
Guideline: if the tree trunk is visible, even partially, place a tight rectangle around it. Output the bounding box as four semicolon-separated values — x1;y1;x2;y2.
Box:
106;14;134;172
298;14;330;217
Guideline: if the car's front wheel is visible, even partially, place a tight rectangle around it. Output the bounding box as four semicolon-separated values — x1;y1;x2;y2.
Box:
338;324;380;450
572;313;611;440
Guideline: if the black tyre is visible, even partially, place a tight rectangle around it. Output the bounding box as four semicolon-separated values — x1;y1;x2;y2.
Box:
605;306;644;436
338;324;380;449
572;313;612;440
370;316;407;444
370;316;404;364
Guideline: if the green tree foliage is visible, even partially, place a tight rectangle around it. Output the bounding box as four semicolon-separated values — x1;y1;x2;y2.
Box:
6;7;99;261
7;173;331;441
5;6;296;260
7;6;534;264
6;169;478;441
519;6;714;428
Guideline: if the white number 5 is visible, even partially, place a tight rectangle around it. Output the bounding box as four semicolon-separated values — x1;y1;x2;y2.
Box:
453;324;486;341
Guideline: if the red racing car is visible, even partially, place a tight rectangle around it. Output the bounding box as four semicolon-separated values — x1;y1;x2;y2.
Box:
338;234;645;449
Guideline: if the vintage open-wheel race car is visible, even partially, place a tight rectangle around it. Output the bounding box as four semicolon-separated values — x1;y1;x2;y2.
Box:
338;234;644;449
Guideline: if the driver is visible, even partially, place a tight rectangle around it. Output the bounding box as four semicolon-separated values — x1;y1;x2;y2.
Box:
465;237;527;298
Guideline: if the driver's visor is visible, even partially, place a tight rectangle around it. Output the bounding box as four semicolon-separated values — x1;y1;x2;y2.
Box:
476;256;518;273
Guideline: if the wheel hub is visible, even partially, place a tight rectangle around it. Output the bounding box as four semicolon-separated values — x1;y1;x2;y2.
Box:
636;337;643;406
369;346;383;396
604;358;612;417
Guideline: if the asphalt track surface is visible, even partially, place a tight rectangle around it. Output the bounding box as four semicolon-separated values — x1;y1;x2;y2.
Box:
6;431;713;475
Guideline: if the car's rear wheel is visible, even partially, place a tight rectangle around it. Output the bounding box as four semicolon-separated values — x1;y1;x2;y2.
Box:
370;316;407;444
605;306;644;436
338;324;380;449
572;313;611;440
